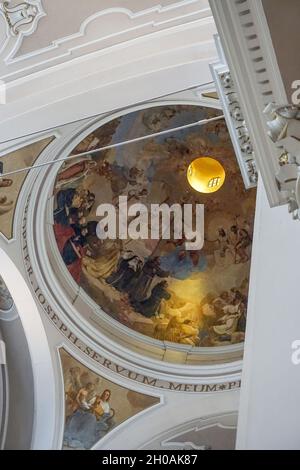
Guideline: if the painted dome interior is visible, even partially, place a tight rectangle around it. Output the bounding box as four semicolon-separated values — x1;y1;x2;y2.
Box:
52;105;256;348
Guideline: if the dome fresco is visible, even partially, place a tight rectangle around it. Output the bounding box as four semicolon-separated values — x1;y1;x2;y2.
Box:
52;105;256;348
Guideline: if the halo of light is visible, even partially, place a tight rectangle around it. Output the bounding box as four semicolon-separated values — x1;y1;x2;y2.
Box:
187;157;226;193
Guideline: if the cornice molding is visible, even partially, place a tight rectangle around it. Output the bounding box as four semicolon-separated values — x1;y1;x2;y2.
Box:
0;16;217;141
209;0;287;207
210;36;258;189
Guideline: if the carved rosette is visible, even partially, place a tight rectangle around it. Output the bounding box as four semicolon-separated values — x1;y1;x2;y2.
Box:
264;104;300;220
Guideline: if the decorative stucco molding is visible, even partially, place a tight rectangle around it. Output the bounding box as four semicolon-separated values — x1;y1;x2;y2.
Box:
141;413;237;450
209;0;287;208
211;1;300;222
0;1;43;36
210;0;300;221
264;104;300;220
210;47;258;189
0;1;45;60
161;422;236;450
0;1;214;72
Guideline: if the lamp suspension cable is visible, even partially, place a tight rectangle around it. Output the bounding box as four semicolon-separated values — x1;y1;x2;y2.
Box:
0;114;224;178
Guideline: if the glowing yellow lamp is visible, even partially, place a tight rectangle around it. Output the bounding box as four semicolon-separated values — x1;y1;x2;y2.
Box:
187;157;226;194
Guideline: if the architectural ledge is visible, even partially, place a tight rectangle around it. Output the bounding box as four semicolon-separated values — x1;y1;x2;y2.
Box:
209;0;300;215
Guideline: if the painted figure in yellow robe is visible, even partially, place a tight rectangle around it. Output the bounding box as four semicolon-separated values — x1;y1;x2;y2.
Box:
82;240;120;280
153;315;199;345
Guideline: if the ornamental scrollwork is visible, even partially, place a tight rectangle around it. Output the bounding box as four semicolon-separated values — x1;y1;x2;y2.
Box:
0;1;43;36
219;71;258;186
264;104;300;220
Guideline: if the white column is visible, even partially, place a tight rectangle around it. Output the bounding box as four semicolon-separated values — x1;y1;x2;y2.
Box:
236;179;300;449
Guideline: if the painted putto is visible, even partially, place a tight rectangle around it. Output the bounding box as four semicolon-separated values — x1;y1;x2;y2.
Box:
53;105;256;348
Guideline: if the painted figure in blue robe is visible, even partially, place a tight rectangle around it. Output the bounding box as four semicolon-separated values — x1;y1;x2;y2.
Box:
64;389;115;449
62;234;87;267
160;247;206;280
54;188;77;225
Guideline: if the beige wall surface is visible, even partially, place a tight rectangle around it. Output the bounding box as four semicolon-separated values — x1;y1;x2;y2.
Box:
263;0;300;100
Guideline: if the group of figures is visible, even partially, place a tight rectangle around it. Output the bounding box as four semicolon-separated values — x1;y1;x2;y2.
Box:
61;349;159;449
53;181;171;315
64;365;114;449
214;221;252;265
200;287;247;346
53;184;98;284
53;105;256;348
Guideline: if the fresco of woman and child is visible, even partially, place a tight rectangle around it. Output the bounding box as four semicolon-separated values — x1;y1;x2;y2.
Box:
53;105;256;348
61;349;159;449
0;137;53;240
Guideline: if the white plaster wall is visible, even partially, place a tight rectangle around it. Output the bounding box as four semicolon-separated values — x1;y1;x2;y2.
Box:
0;315;34;450
97;389;239;450
0;249;56;449
237;180;300;450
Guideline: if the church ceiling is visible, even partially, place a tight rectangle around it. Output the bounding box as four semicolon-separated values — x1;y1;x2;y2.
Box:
0;0;213;80
52;104;256;350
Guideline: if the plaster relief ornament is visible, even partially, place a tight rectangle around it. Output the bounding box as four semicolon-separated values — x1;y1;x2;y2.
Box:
221;72;234;90
218;71;258;186
0;1;42;36
264;103;300;219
